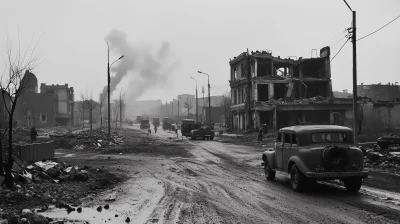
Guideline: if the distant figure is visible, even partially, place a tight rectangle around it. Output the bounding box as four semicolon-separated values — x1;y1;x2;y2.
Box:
258;129;264;142
30;126;38;141
147;128;151;136
175;128;178;138
154;125;157;134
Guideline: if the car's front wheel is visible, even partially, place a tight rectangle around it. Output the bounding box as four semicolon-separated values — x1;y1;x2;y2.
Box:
344;177;362;193
264;160;276;181
290;164;306;192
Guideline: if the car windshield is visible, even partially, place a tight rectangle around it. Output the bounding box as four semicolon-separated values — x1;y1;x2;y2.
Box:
312;132;347;143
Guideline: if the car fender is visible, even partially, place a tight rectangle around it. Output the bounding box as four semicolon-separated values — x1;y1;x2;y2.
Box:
287;156;309;174
262;150;277;169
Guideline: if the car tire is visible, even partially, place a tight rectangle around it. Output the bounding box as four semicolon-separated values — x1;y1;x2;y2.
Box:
290;164;306;192
264;160;276;181
210;137;214;140
344;177;362;193
190;135;194;140
203;137;206;140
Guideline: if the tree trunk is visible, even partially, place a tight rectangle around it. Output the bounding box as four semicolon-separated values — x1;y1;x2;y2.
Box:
90;108;93;131
5;104;16;188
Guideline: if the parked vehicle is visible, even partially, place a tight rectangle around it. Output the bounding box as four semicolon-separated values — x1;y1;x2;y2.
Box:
140;119;150;129
136;116;142;123
152;117;160;127
377;135;400;149
262;125;368;192
181;119;196;137
190;125;215;140
162;117;171;131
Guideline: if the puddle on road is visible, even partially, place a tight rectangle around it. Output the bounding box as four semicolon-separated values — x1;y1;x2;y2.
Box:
39;177;165;223
40;206;129;224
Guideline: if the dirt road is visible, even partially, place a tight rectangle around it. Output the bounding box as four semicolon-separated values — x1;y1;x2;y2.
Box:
43;126;400;224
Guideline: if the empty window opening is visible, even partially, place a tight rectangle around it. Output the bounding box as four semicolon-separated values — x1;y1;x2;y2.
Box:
301;59;325;78
40;114;47;122
257;84;269;101
274;83;287;99
257;60;272;77
304;82;329;98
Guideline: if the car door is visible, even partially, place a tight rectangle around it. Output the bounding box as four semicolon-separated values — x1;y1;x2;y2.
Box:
275;132;284;170
282;133;294;172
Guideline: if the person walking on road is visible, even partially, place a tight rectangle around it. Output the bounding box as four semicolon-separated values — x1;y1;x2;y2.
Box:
154;125;157;134
258;128;264;142
147;128;151;136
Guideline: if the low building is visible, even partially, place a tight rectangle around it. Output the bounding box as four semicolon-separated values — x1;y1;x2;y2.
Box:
357;83;400;102
229;46;353;131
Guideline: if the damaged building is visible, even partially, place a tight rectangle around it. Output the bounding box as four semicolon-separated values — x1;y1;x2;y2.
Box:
229;46;353;131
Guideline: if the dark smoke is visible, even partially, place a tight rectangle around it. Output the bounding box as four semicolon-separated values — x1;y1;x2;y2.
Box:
103;29;179;102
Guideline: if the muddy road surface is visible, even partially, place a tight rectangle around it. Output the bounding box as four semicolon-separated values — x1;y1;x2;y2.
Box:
43;126;400;224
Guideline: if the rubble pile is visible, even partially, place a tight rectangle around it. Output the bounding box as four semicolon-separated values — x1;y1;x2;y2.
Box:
271;96;333;105
363;144;400;173
12;160;90;185
51;129;124;150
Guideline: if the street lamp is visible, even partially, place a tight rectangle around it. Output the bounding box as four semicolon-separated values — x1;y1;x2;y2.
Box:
190;77;198;123
107;42;124;138
198;71;211;125
343;0;358;145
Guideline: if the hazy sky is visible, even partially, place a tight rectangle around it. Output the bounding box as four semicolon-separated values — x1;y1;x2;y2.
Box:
1;0;399;103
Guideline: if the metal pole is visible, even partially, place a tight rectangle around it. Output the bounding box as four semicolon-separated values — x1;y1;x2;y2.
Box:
196;82;198;123
352;10;358;144
107;45;111;138
119;92;122;129
208;76;211;125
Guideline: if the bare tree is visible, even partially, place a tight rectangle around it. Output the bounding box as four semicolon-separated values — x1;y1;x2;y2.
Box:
81;91;97;131
98;91;106;127
221;91;231;129
0;34;39;188
183;97;193;118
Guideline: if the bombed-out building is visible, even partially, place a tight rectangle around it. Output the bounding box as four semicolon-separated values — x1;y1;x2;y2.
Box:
229;46;353;130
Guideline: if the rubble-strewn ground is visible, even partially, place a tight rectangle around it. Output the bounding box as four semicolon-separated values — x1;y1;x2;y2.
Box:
3;126;400;223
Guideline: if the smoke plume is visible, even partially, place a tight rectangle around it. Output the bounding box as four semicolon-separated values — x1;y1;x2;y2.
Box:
103;29;179;102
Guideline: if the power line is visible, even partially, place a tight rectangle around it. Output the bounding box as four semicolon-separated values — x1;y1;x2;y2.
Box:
357;14;400;41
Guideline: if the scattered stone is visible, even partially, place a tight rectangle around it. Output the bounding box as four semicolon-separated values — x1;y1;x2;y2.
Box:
97;206;102;212
125;217;131;223
77;207;82;213
21;209;32;215
104;204;110;210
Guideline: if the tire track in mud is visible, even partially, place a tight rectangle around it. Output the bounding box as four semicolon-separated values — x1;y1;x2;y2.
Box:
177;140;400;224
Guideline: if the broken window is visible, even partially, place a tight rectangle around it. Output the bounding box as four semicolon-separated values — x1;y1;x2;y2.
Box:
40;114;47;122
257;84;269;101
234;68;237;81
283;133;291;144
276;132;282;142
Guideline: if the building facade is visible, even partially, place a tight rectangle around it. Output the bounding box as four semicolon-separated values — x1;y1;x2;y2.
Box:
40;84;74;126
229;46;353;131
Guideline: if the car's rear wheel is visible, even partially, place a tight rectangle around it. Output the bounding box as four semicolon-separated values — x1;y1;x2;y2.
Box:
264;160;275;181
344;177;362;193
290;164;306;192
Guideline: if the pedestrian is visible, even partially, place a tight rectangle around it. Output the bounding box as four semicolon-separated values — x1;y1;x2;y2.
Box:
147;128;151;136
175;127;178;138
30;126;38;141
258;128;264;142
154;125;157;133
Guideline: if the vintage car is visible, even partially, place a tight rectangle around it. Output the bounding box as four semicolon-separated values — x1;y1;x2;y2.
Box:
181;119;196;137
377;135;400;149
190;125;215;140
262;125;368;192
139;119;150;129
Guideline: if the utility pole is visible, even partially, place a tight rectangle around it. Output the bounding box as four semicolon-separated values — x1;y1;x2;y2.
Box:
246;48;253;130
202;86;205;122
343;0;358;144
171;101;173;118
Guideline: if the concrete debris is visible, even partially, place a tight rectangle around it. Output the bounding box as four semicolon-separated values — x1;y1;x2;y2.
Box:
364;146;400;173
11;160;90;185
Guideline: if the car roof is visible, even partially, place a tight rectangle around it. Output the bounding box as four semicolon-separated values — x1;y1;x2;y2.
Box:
279;125;352;133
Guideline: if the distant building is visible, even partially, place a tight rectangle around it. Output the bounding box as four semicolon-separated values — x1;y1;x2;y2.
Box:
40;83;74;126
357;83;400;102
15;72;57;128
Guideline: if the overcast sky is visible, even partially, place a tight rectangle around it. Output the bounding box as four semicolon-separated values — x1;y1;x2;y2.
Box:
1;0;399;103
